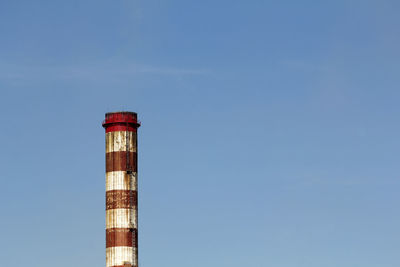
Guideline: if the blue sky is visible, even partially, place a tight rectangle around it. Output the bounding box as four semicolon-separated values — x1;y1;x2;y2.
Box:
1;1;400;266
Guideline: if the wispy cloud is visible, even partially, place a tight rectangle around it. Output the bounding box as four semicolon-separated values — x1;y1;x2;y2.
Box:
0;61;208;86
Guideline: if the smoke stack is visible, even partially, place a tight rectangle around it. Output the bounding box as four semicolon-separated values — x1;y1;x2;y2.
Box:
102;112;140;267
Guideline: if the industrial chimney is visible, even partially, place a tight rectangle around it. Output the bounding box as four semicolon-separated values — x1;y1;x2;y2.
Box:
102;112;140;267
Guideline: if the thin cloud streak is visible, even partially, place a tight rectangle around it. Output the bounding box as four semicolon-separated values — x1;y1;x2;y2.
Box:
0;62;208;85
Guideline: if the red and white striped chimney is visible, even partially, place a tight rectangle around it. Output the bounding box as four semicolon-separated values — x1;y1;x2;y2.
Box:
102;112;140;267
